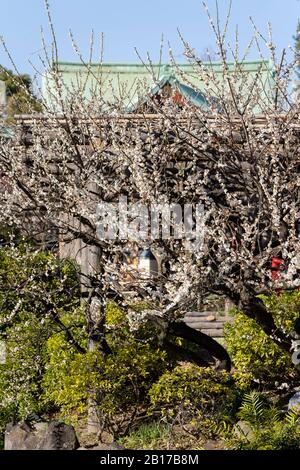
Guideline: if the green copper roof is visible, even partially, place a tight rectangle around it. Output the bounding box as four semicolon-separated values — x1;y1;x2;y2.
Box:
53;60;271;72
126;73;212;112
43;60;274;113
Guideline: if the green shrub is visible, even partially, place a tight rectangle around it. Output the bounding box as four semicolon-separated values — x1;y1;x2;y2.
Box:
149;363;238;437
224;292;300;387
222;392;300;450
0;245;81;445
0;244;169;439
248;421;300;450
0;318;51;418
42;311;168;435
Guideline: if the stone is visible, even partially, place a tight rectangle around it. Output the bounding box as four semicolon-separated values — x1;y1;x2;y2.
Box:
4;422;32;450
233;421;254;440
33;422;49;433
203;439;223;450
288;391;300;410
5;421;79;450
40;421;79;450
76;428;115;448
205;315;216;321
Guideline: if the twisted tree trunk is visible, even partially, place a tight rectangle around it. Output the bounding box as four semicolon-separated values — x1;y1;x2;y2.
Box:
169;321;231;372
237;292;292;353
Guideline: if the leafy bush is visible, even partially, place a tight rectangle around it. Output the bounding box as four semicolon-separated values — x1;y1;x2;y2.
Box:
149;363;238;437
0;318;51;418
0;245;81;445
222;392;300;450
260;291;300;333
0;245;169;440
249;420;300;450
42;306;168;436
224;292;300;387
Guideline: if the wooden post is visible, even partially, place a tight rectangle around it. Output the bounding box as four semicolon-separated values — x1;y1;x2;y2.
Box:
59;216;102;433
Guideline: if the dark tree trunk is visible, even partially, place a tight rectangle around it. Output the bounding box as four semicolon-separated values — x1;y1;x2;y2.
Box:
219;284;294;353
164;339;217;368
86;293;112;355
169;321;231;372
238;294;292;353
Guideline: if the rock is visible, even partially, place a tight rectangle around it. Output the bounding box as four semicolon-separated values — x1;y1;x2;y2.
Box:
288;391;300;410
203;439;223;450
76;429;99;448
40;422;79;450
34;423;49;433
77;429;115;448
205;315;216;321
233;421;254;440
5;421;79;450
98;430;115;445
5;422;32;450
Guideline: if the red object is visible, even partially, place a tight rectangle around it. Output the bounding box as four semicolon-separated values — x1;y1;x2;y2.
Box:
271;257;284;281
172;90;185;106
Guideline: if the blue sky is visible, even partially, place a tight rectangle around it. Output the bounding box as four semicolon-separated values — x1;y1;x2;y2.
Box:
0;0;299;77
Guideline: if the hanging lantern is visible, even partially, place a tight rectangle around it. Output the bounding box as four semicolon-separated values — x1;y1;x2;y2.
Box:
138;248;158;278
